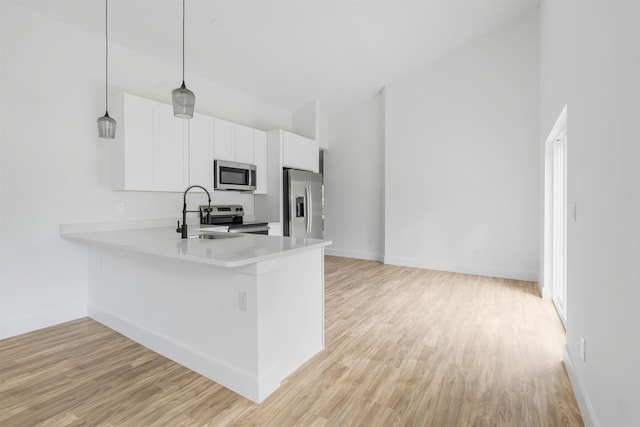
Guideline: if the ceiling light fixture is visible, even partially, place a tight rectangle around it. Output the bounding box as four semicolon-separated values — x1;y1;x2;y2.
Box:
172;0;195;119
97;0;116;139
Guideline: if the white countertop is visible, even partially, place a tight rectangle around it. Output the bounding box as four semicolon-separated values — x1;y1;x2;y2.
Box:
62;226;331;268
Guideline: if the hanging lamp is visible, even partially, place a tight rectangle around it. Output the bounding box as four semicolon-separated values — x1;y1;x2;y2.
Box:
172;0;195;119
97;0;116;139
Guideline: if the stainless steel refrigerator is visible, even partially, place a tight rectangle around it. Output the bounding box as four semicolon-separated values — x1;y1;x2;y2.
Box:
283;169;323;239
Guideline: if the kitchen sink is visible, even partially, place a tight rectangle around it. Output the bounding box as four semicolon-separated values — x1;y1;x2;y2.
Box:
190;233;242;240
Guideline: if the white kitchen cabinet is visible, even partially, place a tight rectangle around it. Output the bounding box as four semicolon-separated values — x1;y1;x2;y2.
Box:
254;130;268;195
213;119;257;165
254;129;319;224
213;118;268;193
189;113;214;191
282;131;319;173
155;102;188;191
111;93;187;192
112;93;154;188
234;124;255;164
111;93;268;194
213;118;235;162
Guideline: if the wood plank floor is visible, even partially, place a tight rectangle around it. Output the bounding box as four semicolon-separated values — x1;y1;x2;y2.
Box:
0;256;583;426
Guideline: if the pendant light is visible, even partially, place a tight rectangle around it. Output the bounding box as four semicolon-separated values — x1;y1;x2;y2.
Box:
172;0;195;119
97;0;116;139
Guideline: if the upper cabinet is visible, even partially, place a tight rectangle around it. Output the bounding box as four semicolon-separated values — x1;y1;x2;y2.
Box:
212;118;234;162
213;118;267;194
155;102;189;190
110;93;188;192
111;93;269;194
213;118;255;164
188;113;214;192
282;131;319;173
254;129;319;223
234;124;255;164
253;130;268;195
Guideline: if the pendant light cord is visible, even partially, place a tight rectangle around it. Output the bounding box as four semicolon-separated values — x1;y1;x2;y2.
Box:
105;0;109;112
182;0;185;82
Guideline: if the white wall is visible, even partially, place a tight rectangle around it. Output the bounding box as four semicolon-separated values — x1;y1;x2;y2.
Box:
540;1;640;426
324;91;385;261
292;100;317;140
0;0;4;337
291;100;330;149
317;113;329;150
0;2;290;339
384;11;539;281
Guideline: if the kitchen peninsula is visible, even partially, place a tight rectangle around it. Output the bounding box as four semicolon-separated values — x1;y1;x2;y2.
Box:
61;225;331;403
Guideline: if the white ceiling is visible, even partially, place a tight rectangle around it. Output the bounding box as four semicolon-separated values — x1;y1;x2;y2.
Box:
14;0;539;116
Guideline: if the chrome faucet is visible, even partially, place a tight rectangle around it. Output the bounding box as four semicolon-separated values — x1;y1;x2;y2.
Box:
176;185;211;238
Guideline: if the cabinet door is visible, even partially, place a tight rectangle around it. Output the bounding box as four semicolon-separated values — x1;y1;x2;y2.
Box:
234;124;255;164
155;103;188;191
189;113;214;190
213;118;235;161
122;94;155;187
282;131;319;173
254;130;267;194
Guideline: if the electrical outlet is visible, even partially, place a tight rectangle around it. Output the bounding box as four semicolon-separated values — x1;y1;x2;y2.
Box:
580;336;586;362
238;291;247;312
116;202;125;214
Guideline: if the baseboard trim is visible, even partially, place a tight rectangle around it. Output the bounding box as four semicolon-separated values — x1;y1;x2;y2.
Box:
563;346;599;427
540;283;552;299
88;303;266;403
0;304;87;340
382;255;538;282
325;248;382;262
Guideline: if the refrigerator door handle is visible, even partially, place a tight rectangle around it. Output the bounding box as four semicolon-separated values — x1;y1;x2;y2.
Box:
305;185;311;233
307;184;313;233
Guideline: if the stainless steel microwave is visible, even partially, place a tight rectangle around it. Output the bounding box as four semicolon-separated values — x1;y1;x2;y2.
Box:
214;160;256;191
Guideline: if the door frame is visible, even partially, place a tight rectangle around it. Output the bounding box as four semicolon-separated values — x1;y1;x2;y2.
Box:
543;105;568;326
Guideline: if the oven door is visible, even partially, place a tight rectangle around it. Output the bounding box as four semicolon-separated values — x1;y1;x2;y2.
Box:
214;160;257;191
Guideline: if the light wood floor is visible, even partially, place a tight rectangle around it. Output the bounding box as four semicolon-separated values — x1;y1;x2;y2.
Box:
0;256;583;426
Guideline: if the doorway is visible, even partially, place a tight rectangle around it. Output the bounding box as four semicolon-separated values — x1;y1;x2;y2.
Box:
544;106;568;325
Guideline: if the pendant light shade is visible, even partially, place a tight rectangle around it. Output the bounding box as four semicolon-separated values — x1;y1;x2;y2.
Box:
98;0;116;139
172;0;195;119
172;81;195;118
97;111;117;138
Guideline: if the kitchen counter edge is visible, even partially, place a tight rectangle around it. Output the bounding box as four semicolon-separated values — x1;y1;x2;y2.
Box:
60;224;331;268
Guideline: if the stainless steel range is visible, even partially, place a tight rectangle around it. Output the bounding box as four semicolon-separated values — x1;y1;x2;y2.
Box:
199;205;270;235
